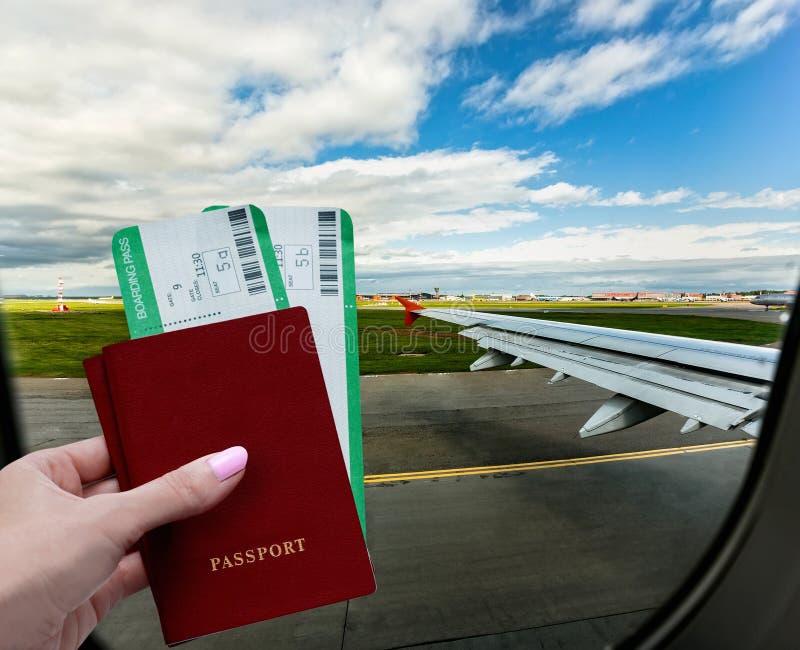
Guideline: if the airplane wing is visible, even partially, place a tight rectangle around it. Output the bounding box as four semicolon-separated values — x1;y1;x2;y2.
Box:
396;297;779;438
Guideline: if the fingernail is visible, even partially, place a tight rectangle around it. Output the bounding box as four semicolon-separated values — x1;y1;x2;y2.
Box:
207;446;248;481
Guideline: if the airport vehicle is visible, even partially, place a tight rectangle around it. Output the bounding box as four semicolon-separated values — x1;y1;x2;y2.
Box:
532;294;560;302
750;292;795;310
397;296;775;438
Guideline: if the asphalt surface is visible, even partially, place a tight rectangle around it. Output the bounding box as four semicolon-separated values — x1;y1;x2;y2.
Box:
12;372;754;649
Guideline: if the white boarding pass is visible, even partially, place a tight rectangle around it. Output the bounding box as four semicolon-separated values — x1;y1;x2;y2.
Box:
113;205;288;339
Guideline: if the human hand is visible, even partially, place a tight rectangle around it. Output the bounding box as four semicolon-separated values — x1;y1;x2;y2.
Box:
0;437;248;650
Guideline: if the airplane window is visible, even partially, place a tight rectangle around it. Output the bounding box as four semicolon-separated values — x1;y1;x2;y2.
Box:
3;284;795;649
1;2;798;649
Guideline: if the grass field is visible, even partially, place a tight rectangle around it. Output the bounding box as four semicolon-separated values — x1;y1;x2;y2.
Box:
1;299;784;377
2;300;130;377
358;300;716;309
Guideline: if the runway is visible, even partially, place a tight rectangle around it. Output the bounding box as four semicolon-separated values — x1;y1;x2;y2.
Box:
486;301;787;323
11;371;754;649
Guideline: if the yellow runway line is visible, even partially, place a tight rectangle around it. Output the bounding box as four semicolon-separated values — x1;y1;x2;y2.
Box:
364;439;755;484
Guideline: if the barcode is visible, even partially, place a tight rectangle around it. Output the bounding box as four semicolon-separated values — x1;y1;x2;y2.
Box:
228;208;267;296
318;210;338;296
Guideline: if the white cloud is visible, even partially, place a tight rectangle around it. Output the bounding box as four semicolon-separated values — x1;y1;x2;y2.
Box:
500;35;688;123
461;221;800;263
703;0;796;61
355;255;800;294
462;75;506;112
685;187;800;210
355;221;800;270
528;182;601;204
469;0;799;124
6;137;800;293
0;0;500;180
349;221;800;292
195;148;557;248
0;147;560;291
712;0;751;8
592;187;694;206
534;185;800;209
530;185;800;210
530;0;572;16
669;0;705;25
574;0;661;31
372;208;541;242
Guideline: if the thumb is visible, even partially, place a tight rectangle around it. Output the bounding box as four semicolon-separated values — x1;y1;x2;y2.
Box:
102;446;248;549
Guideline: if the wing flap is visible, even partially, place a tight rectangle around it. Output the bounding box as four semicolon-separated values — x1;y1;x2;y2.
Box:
417;307;778;382
461;326;766;435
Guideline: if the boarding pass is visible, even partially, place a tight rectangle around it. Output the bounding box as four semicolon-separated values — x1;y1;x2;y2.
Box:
201;206;365;533
113;205;288;339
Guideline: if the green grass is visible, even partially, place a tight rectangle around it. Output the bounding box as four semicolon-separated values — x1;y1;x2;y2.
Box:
358;300;717;309
2;300;130;377
357;309;783;375
472;310;783;344
1;300;784;377
357;309;486;374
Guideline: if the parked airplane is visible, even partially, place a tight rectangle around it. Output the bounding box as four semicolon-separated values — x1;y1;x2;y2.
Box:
396;296;776;438
750;293;795;310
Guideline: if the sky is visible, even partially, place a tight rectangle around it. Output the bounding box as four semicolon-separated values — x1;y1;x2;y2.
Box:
1;0;799;296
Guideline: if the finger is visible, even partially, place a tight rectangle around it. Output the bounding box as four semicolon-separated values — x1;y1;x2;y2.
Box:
83;476;120;498
88;551;149;623
60;436;114;484
57;552;149;649
100;446;247;549
23;436;113;495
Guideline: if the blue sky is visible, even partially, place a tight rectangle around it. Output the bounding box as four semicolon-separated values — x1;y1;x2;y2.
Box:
1;0;799;295
336;4;800;193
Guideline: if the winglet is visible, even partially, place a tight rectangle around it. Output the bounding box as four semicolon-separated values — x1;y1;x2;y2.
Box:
395;296;425;326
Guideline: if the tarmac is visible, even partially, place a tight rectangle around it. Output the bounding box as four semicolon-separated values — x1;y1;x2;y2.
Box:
11;367;755;649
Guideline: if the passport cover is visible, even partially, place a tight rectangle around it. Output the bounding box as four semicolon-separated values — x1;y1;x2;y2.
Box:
85;307;375;644
84;355;131;492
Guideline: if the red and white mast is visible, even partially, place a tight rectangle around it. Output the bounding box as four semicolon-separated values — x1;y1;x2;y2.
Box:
51;276;70;313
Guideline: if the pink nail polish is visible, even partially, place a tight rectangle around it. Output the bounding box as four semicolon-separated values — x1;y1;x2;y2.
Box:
207;446;248;481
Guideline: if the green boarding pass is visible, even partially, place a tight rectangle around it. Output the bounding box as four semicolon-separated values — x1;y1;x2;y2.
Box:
113;205;288;339
203;206;366;535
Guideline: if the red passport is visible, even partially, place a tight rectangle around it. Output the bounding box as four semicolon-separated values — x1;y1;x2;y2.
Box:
84;308;374;644
84;355;131;492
